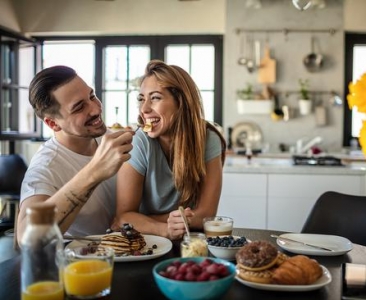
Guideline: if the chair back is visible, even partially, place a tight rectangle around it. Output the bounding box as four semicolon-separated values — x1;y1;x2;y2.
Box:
0;154;28;198
301;191;366;246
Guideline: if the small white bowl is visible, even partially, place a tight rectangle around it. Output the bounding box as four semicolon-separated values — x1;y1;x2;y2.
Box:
207;236;249;261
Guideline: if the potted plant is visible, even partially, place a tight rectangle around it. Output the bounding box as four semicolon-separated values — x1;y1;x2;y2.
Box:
298;79;312;115
237;83;254;100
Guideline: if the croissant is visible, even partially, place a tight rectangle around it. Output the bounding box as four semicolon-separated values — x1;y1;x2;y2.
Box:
271;255;323;285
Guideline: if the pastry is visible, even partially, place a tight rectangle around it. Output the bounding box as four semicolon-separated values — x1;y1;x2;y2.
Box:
271;255;323;285
236;240;279;271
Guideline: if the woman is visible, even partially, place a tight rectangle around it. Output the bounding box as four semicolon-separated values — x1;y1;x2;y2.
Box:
113;60;226;240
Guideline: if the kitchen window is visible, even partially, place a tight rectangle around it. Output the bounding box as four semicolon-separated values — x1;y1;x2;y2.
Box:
344;33;366;147
39;35;223;137
0;26;41;142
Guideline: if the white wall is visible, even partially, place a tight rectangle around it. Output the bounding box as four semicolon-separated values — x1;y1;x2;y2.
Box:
2;0;366;153
10;0;226;35
344;0;366;31
0;0;20;31
224;0;344;152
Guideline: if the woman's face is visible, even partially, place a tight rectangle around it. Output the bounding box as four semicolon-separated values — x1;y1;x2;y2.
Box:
138;75;178;138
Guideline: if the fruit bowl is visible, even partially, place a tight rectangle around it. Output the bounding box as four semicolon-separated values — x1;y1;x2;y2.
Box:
207;236;248;261
152;257;236;300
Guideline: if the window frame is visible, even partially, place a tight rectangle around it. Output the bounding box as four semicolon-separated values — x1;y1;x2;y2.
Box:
36;35;224;129
343;32;366;147
0;25;41;141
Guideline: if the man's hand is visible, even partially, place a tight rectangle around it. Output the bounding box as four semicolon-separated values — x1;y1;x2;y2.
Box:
88;131;134;182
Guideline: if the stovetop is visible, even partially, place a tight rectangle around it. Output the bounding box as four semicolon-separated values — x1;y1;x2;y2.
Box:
292;155;344;166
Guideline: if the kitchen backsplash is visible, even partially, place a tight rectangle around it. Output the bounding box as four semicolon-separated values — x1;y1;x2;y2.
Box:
223;0;344;153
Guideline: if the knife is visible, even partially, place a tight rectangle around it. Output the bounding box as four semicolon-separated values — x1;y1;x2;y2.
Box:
271;234;334;252
63;235;101;242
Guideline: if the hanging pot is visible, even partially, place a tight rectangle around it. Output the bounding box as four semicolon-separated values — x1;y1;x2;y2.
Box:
303;36;324;73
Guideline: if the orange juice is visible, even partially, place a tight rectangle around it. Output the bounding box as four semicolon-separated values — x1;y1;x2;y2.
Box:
21;281;64;300
63;259;112;297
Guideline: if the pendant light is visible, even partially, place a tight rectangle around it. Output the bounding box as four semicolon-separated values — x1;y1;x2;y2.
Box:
292;0;312;11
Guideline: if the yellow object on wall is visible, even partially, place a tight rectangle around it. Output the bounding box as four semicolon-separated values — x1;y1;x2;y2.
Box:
347;73;366;156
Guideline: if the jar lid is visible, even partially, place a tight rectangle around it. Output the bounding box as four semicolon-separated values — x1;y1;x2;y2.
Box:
26;203;57;225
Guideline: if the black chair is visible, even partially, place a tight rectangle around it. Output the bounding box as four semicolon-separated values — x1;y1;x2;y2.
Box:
0;154;28;226
301;191;366;246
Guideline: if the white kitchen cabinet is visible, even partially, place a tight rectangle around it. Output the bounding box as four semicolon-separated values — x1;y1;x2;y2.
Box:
218;173;267;229
267;174;365;233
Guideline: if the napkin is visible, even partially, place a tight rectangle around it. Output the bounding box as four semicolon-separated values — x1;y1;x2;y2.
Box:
342;263;366;299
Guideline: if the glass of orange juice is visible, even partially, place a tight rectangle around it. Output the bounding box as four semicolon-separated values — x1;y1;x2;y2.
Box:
63;245;114;299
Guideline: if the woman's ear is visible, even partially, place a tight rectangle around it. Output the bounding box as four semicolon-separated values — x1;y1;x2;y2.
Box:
44;117;61;132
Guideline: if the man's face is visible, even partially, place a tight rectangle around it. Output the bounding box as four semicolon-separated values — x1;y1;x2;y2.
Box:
45;76;106;139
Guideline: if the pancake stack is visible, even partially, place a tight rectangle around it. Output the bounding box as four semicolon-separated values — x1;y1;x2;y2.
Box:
100;223;146;256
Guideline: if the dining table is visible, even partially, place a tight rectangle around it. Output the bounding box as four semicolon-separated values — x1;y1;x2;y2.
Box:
1;227;366;300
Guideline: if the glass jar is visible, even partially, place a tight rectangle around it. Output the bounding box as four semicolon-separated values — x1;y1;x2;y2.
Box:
20;203;64;300
180;232;208;257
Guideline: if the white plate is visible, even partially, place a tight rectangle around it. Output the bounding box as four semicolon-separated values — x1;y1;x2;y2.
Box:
236;265;332;292
66;234;173;262
276;233;353;256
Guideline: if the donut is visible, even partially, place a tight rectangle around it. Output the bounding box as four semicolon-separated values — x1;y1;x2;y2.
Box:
236;240;279;271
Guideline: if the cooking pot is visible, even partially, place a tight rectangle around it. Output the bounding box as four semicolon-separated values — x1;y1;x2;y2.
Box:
303;37;324;73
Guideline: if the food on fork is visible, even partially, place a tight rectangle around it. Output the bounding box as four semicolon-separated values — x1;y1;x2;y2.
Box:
236;240;279;271
108;123;133;132
143;121;153;132
271;255;323;285
108;122;124;132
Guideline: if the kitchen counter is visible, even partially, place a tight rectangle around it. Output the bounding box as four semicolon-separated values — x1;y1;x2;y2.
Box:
224;154;366;175
220;154;366;232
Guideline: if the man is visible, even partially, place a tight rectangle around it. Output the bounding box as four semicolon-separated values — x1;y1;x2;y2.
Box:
17;65;133;243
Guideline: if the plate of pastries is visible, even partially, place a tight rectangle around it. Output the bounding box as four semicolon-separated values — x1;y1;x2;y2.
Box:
235;240;331;291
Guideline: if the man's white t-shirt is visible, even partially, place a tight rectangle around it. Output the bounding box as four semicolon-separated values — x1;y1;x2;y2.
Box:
20;136;116;236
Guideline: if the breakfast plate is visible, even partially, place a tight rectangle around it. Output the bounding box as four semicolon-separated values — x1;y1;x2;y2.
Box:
236;265;331;291
275;233;353;256
66;234;173;262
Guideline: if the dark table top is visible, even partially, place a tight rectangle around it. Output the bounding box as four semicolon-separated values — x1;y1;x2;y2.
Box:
1;228;366;300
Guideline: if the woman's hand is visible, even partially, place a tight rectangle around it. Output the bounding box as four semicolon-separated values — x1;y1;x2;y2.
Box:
167;207;194;240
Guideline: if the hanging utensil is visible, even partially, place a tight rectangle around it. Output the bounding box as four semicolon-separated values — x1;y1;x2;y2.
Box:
271;95;284;121
246;35;255;73
303;36;324;73
237;33;248;66
258;44;276;84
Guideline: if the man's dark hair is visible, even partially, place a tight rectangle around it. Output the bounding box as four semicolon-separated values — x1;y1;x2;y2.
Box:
29;65;77;119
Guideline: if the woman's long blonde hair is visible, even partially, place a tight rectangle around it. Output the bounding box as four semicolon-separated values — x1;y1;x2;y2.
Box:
139;60;226;208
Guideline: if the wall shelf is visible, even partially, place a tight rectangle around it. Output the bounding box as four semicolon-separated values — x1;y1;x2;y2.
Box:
235;28;338;36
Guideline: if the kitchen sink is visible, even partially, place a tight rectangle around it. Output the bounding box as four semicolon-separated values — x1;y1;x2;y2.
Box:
292;155;344;166
225;155;345;167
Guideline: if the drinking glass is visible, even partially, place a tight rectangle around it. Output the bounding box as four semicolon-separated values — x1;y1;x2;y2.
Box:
180;232;208;257
63;245;114;299
203;216;234;237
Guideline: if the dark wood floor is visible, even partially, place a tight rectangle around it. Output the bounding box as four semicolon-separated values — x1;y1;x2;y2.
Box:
0;226;20;263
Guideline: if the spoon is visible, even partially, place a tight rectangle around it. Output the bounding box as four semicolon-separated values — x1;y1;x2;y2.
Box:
179;206;190;240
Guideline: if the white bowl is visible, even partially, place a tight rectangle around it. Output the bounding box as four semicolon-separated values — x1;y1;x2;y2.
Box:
207;236;248;261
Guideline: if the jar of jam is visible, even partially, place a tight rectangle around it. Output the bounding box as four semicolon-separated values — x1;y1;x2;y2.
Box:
180;232;208;257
